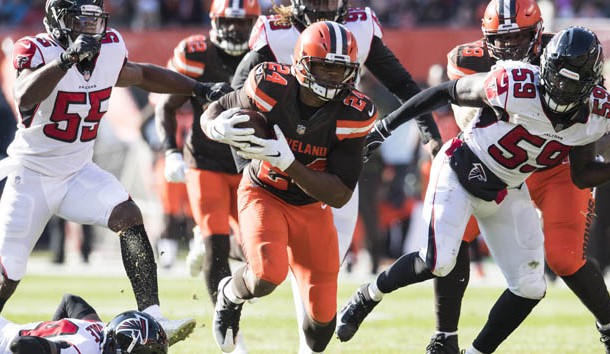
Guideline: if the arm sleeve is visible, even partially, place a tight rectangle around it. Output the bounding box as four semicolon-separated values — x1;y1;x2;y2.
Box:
231;46;275;89
365;36;441;143
51;294;97;321
384;80;459;132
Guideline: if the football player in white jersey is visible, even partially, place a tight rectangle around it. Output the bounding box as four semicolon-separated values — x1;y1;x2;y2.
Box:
230;3;441;352
337;26;610;353
0;0;229;345
2;293;167;354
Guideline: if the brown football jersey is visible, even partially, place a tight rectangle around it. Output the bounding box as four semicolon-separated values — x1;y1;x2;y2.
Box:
168;34;244;173
446;34;554;80
218;62;378;205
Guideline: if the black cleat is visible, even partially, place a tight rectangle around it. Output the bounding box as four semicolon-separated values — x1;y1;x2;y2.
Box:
425;333;460;354
598;323;610;354
213;277;244;353
336;284;380;342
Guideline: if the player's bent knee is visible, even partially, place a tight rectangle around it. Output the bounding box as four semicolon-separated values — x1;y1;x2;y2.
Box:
431;255;457;277
513;275;546;300
250;278;278;298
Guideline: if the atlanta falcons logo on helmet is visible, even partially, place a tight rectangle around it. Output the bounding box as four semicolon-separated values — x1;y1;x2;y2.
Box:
116;313;149;351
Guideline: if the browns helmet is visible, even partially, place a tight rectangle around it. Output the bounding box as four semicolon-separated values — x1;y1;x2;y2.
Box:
44;0;108;47
481;0;543;61
209;0;261;56
292;21;359;101
101;311;168;354
539;26;604;114
291;0;349;27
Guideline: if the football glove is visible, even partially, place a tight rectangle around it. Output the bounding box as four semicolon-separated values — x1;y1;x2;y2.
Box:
59;34;101;70
164;151;187;183
363;120;391;162
237;125;295;171
194;82;234;102
203;107;253;149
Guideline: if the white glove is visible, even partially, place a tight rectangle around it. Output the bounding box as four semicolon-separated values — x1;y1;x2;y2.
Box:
203;107;253;149
164;151;188;183
236;125;295;171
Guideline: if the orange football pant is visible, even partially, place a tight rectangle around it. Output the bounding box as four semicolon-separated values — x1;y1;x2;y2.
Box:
237;176;339;323
185;169;241;237
154;157;192;217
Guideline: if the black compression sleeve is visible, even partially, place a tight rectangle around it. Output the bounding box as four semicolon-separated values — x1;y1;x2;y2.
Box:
384;80;458;132
231;46;275;89
365;36;441;143
52;294;97;320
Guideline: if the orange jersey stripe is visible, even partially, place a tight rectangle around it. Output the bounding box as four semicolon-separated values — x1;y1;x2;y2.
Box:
336;113;377;140
171;51;205;78
246;74;277;112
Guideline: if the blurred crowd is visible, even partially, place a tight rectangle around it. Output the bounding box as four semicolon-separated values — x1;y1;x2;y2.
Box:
3;0;610;30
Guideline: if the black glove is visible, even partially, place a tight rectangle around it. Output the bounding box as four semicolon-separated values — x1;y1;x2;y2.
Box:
363;120;391;163
10;336;58;354
194;82;234;102
59;34;101;70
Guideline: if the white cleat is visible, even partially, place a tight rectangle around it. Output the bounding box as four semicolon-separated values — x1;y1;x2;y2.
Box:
157;317;196;346
186;227;206;277
230;332;248;354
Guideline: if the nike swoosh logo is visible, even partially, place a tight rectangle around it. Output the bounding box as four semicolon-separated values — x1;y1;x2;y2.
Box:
19;42;32;50
368;106;375;117
212;126;225;138
268;152;281;158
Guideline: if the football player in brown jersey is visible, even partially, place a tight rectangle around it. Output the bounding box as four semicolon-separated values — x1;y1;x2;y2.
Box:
153;1;259;350
201;21;376;354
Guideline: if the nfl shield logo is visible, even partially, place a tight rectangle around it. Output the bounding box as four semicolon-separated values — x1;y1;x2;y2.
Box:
296;124;306;135
83;70;91;82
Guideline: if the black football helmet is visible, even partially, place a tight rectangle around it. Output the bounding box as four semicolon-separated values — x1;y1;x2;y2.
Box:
101;311;168;354
291;0;349;27
539;26;604;114
44;0;108;47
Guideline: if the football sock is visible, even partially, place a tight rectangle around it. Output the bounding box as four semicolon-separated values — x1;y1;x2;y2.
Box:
472;289;539;353
463;347;485;354
119;224;160;311
303;315;336;352
561;259;610;325
434;241;470;332
376;252;434;293
437;331;458;337
222;277;245;305
203;234;231;304
143;304;162;319
368;279;384;301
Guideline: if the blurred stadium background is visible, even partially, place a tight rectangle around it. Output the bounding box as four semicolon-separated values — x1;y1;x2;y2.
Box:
2;0;610;352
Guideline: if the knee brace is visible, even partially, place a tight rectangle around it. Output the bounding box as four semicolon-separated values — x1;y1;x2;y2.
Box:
303;314;336;353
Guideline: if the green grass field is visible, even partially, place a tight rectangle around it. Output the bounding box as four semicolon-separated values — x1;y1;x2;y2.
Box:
3;269;604;353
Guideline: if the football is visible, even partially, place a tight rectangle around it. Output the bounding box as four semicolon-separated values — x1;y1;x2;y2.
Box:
233;109;273;140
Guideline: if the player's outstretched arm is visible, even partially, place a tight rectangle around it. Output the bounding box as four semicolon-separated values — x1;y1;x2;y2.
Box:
116;61;197;95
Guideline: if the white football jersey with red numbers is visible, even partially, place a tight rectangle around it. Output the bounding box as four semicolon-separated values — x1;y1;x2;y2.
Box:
249;7;383;65
0;318;105;354
463;60;610;188
8;29;128;176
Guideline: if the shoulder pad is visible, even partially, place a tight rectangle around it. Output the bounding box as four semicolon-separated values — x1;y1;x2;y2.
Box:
170;34;209;78
447;39;492;80
12;36;48;70
245;62;293;112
